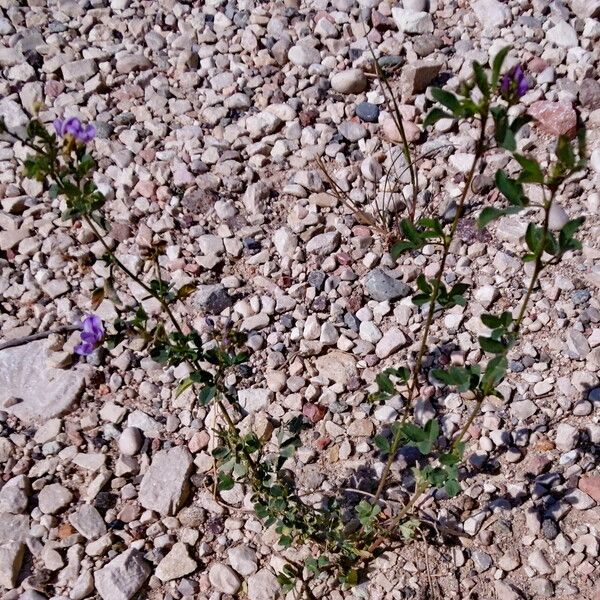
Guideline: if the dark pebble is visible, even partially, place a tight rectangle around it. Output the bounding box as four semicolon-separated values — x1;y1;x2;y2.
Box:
307;270;327;291
355;102;380;123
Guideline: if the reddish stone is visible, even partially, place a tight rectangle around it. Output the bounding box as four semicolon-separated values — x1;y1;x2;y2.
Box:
528;101;577;138
314;437;331;450
528;57;548;73
303;403;327;423
578;475;600;502
188;431;210;453
372;10;395;30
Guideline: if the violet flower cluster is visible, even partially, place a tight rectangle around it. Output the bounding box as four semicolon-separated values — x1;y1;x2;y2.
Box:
75;314;104;356
500;64;529;102
54;117;96;144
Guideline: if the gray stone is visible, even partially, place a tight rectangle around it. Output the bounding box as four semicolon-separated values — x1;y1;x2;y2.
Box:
0;475;29;514
38;483;73;515
331;69;367;94
0;514;29;543
555;423;578;451
472;549;492;572
315;351;357;385
156;542;197;582
362;268;411;301
193;284;232;314
391;8;434;34
228;545;258;576
69;504;107;540
94;549;151;600
401;60;442;94
376;327;407;359
238;388;273;412
356;102;380;123
579;79;600;110
0;340;85;424
0;541;24;589
139;446;193;515
527;549;553;575
338;121;367;141
209;563;241;594
472;0;512;28
566;329;590;359
306;231;340;255
569;0;600;17
247;568;282;600
547;21;579;48
118;427;143;456
511;399;537;420
61;59;97;82
288;44;320;67
0;98;28;130
548;204;569;230
273;227;298;257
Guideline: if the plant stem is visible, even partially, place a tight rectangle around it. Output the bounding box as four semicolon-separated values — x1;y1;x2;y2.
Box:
372;110;489;503
514;188;556;332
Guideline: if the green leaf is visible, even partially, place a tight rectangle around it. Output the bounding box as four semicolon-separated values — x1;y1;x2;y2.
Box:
478;206;505;228
495;170;525;205
491;46;511;87
423;107;454;128
481;355;508;395
416;274;432;294
556;135;575;169
373;435;391;455
514;154;544;184
525;223;543;255
198;386;217;405
472;61;489;97
217;472;234;492
444;477;461;497
375;372;395;395
391;240;415;259
481;314;502;329
478;336;507;354
430;88;462;115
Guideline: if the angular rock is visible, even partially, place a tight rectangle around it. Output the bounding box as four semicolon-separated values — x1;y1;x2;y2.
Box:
247;568;282;600
0;340;85;424
228;545;258;576
69;504;107;540
401;60;442;94
472;0;512;28
209;563;241;594
376;327;407;359
0;475;29;514
238;388;273;412
362;268;411;301
391;8;434;34
568;0;600;18
0;514;29;543
273;227;298;257
528;101;577;138
138;446;193;516
0;541;24;589
94;549;150;600
61;59;96;82
580;78;600;110
156;542;197;582
546;21;578;48
306;231;340;255
38;483;73;515
192;284;232;314
579;475;600;502
315;351;357;385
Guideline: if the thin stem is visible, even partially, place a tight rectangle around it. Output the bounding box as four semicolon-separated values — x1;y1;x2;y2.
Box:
373;110;489;503
514;188;556;332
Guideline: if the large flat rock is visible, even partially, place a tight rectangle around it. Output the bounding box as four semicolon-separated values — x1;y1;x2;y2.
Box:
138;446;193;515
0;340;85;424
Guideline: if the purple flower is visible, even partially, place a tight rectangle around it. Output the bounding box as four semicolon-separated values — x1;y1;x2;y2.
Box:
75;314;104;356
500;65;529;102
54;117;96;143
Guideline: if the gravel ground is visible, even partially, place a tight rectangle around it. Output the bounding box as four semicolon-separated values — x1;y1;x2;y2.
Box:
1;0;600;599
